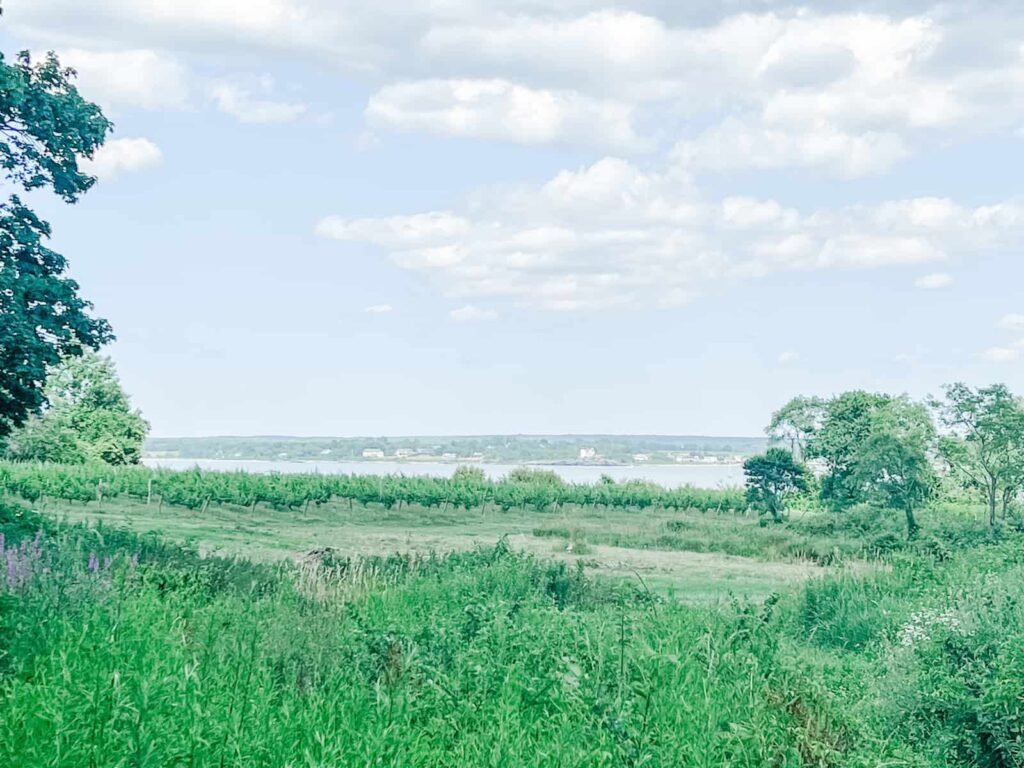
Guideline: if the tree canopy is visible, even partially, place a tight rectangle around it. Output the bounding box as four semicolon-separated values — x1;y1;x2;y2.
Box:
852;396;936;537
766;396;825;461
932;383;1024;532
0;50;112;437
806;391;892;511
743;448;809;523
5;352;148;465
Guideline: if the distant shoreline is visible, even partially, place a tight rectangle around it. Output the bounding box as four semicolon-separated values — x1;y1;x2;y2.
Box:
145;435;761;469
143;454;746;467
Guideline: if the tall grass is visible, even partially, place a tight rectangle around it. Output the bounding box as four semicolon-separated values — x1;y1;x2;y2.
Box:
2;498;1023;766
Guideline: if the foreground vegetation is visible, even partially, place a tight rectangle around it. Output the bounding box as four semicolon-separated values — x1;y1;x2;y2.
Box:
1;495;1023;766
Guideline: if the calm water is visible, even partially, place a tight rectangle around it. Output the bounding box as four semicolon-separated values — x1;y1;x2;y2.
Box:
143;458;744;489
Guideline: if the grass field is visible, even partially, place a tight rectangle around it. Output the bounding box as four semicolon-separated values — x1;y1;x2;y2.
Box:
31;494;826;601
6;489;1024;765
4;482;1022;766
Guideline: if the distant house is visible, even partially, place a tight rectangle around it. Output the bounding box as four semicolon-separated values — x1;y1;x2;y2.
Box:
698;455;720;464
320;448;332;455
442;452;457;460
395;448;414;459
362;448;385;459
579;447;597;460
632;453;650;463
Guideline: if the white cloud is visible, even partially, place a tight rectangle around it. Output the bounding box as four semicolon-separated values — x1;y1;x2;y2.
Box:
364;304;393;314
982;347;1020;363
316;212;470;248
365;79;643;150
211;81;307;124
777;351;800;365
11;3;1024;163
998;314;1024;331
82;138;163;180
419;10;677;100
673;118;908;178
317;156;1023;311
450;305;497;322
59;48;189;110
419;8;1023;171
915;272;954;289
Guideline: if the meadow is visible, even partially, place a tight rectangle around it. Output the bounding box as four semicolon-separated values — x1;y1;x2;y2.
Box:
1;461;1022;766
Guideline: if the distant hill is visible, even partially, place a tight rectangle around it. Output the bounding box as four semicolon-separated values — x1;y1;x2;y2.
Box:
145;434;768;464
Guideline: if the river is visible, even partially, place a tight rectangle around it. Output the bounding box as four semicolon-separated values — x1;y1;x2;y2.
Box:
143;458;744;489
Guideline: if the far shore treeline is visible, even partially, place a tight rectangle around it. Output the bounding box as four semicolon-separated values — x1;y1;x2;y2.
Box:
143;434;770;464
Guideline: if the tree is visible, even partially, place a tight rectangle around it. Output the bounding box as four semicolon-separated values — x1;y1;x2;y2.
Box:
767;396;826;461
852;397;937;538
0;50;113;437
6;352;148;465
806;391;892;511
743;448;809;523
1000;461;1024;521
506;467;564;486
932;383;1024;533
452;465;486;484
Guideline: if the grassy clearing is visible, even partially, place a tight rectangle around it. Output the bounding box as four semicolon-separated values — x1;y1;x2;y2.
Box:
2;496;1023;766
24;493;831;600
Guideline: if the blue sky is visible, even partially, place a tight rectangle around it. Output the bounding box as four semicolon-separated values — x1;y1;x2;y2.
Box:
4;1;1023;437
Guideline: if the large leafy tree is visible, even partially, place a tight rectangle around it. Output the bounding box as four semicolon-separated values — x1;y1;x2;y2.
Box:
806;390;892;510
0;50;113;438
932;383;1024;533
6;352;148;465
743;448;809;523
766;395;826;461
852;397;937;538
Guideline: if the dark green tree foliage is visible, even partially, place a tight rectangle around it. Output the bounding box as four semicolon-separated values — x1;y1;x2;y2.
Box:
6;352;148;465
933;383;1024;532
0;51;112;437
807;391;891;510
852;397;937;538
766;396;826;461
743;448;808;523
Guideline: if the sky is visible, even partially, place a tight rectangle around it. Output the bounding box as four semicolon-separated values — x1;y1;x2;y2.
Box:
3;0;1023;437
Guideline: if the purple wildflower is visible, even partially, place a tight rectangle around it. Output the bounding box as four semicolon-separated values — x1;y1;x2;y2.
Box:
0;532;5;554
88;551;99;573
130;553;139;568
6;549;17;588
